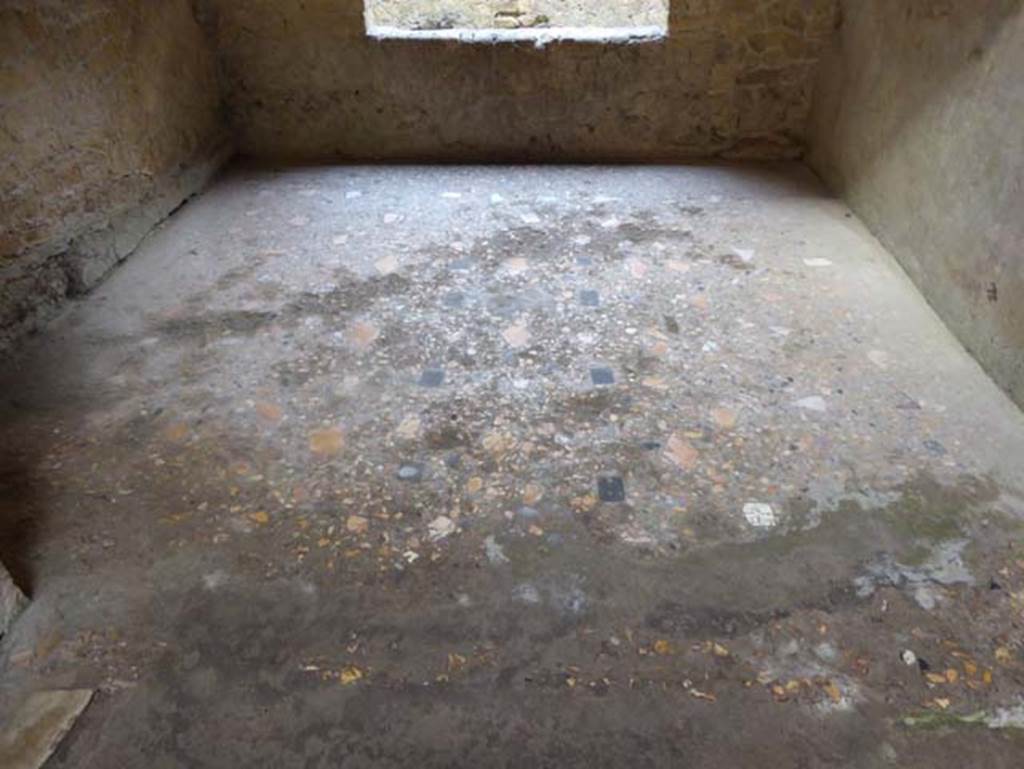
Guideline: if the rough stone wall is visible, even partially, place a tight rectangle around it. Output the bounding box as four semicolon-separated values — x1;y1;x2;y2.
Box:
0;559;26;639
0;0;229;348
808;0;1024;408
366;0;667;30
199;0;837;162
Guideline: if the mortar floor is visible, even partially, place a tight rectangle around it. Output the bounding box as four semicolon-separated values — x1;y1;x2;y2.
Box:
2;163;1024;767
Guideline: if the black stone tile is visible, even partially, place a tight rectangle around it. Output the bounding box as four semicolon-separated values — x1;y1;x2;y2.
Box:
590;367;615;386
598;476;626;503
580;289;600;307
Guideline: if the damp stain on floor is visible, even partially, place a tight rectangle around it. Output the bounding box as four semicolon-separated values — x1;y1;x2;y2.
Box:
1;164;1024;767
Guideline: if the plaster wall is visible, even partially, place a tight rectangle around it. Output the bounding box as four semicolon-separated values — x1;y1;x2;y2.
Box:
0;0;229;346
199;0;837;162
808;0;1024;407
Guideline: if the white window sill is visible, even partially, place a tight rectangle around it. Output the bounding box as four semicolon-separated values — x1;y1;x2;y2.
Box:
365;25;667;47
